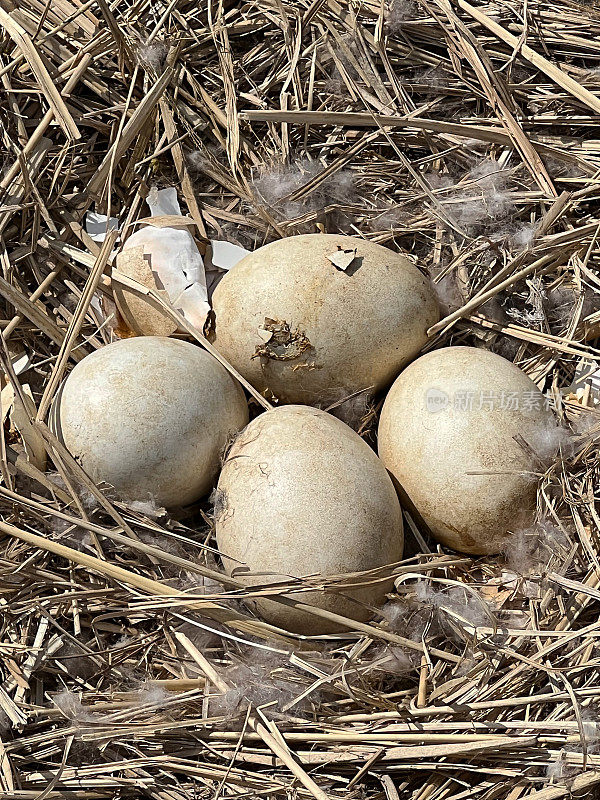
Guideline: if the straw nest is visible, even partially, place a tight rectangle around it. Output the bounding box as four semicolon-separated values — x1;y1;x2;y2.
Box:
0;0;600;798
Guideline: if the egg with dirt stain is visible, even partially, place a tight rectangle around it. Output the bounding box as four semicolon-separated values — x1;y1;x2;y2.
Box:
378;346;558;555
51;337;248;508
215;405;404;634
210;234;439;406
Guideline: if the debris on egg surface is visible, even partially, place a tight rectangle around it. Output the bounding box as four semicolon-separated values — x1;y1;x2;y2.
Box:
51;337;248;508
215;405;404;634
210;233;439;406
378;346;559;555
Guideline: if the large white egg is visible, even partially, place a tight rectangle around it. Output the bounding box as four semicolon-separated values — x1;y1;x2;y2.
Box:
52;337;248;508
378;346;557;555
215;405;404;634
210;234;439;406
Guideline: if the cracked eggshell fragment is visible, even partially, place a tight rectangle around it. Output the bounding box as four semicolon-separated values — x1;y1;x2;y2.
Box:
205;240;251;298
215;405;404;634
112;188;209;336
85;212;120;243
210;233;439;405
51;337;248;508
208;240;250;271
146;186;182;217
327;247;358;271
378;346;556;556
112;245;175;337
114;224;210;336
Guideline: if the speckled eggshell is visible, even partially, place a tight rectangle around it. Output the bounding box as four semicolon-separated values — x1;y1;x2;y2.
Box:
210;234;439;406
52;337;248;508
215;405;404;634
378;346;556;555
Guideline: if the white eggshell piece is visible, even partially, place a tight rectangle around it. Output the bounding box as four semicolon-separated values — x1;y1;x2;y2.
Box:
215;405;404;634
122;226;208;315
85;212;120;242
208;240;250;271
52;337;248;508
147;186;182;217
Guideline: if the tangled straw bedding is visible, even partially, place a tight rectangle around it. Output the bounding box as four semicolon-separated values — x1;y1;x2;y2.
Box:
0;0;600;797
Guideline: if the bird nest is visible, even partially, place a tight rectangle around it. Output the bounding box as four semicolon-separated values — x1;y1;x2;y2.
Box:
0;0;599;798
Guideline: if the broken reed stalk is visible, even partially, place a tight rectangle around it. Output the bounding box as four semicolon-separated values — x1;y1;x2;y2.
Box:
0;513;460;660
0;518;295;643
37;231;118;421
176;632;333;800
427;249;580;336
110;270;273;410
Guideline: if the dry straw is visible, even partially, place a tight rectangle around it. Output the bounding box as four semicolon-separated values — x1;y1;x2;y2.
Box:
0;0;599;798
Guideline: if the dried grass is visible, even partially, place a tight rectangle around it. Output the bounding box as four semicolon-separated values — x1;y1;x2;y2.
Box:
0;0;599;798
